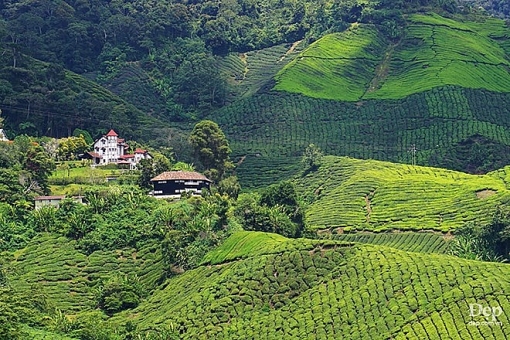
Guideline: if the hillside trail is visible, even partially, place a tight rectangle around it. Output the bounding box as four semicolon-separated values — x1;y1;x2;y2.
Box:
362;42;398;98
279;40;303;62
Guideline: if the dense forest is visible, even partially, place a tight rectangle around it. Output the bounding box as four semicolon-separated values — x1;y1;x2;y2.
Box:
0;0;460;139
459;0;510;17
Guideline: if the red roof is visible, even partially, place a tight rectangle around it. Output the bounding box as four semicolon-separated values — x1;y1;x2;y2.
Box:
150;171;211;182
106;129;118;137
119;154;135;159
135;148;147;154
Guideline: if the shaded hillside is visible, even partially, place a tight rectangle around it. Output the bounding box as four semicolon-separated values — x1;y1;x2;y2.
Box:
0;49;171;140
215;85;510;187
113;231;510;339
219;42;304;100
295;156;510;232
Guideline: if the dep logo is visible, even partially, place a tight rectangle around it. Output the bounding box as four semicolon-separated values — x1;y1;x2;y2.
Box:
468;303;503;326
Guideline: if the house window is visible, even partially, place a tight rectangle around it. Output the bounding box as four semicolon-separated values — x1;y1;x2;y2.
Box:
159;181;167;184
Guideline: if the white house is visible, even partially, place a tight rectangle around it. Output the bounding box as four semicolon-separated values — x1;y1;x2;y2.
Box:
85;129;151;168
0;129;8;142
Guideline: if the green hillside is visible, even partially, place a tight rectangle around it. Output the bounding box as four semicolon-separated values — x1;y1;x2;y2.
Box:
216;85;510;187
327;231;450;254
220;42;303;100
113;231;510;339
0;50;171;140
6;234;163;315
296;156;510;232
274;13;510;101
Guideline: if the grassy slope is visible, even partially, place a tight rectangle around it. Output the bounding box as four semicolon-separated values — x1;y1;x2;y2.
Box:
274;13;510;101
114;231;510;339
297;156;510;232
274;24;387;101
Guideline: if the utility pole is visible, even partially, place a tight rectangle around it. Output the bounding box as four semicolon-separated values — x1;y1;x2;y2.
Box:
409;144;417;166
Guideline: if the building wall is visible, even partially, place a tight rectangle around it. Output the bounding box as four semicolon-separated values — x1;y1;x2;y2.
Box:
35;199;62;210
153;180;210;196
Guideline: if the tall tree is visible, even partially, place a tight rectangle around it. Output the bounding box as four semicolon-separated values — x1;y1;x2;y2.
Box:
188;120;233;181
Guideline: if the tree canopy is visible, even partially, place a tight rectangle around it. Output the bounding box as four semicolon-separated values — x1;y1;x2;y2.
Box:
188;120;233;181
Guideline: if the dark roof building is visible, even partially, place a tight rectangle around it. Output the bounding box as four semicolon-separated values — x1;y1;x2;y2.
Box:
150;171;212;198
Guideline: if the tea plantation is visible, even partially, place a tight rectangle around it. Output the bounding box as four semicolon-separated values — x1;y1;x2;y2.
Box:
212;12;510;187
275;13;510;101
296;156;510;232
113;231;510;339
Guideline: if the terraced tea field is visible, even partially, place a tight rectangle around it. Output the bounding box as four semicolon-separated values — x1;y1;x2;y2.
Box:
220;42;303;99
274;24;387;101
274;13;510;101
215;86;510;187
211;13;510;187
328;231;449;254
114;231;510;339
6;234;163;314
296;156;510;232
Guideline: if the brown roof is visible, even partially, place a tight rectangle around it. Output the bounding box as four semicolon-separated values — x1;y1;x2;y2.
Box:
150;171;211;182
35;195;66;200
87;151;102;158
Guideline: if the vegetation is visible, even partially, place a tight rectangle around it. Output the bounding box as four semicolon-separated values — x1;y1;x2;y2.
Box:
448;206;510;261
234;181;306;238
2;1;510;338
275;13;510;101
325;231;450;254
189;120;234;182
113;231;510;339
215;84;510;187
295;155;510;232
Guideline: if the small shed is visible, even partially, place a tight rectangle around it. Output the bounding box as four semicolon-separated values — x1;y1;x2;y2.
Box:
150;171;212;198
34;195;84;209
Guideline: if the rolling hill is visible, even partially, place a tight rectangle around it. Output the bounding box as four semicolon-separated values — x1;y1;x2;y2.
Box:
296;155;510;232
212;13;510;187
110;231;510;339
274;13;510;101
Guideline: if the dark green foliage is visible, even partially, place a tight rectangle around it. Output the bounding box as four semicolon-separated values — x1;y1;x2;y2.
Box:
189;120;233;181
234;182;305;238
430;134;510;174
215;175;241;199
137;154;172;189
260;181;305;235
158;194;234;273
449;206;510;261
0;135;54;199
301;143;323;172
97;274;145;315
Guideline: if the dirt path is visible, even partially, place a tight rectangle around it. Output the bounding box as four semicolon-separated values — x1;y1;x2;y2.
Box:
279;40;303;62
